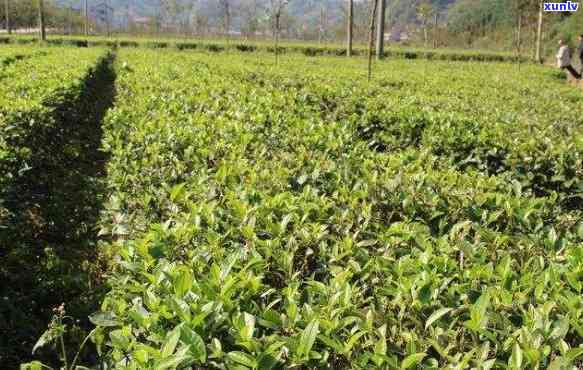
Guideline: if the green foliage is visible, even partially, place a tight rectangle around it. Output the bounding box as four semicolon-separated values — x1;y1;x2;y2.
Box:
0;47;108;216
0;46;35;66
10;46;583;369
50;50;580;369
1;46;116;368
3;34;529;63
448;0;512;34
0;0;85;31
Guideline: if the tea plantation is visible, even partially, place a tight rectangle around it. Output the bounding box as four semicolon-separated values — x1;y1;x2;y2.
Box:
2;45;582;369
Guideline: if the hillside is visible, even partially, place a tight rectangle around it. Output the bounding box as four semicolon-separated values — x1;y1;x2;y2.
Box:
60;0;460;29
31;0;583;52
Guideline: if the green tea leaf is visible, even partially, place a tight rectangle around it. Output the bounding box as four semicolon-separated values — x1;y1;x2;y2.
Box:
508;343;522;369
297;319;319;359
550;317;570;340
228;351;257;368
162;324;182;358
469;292;491;330
425;307;453;330
400;353;426;369
566;347;583;362
89;311;120;327
180;325;206;363
154;353;189;370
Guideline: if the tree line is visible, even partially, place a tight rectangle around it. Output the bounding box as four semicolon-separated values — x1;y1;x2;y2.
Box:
1;0;88;35
2;0;581;58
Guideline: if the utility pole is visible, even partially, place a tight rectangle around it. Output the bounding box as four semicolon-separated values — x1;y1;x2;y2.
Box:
433;10;438;49
225;0;230;41
347;0;353;57
516;11;522;70
106;0;111;37
375;0;386;60
318;6;324;45
535;0;543;63
126;1;130;33
38;0;46;41
272;0;288;66
274;9;280;64
4;0;10;35
67;3;72;35
84;0;89;36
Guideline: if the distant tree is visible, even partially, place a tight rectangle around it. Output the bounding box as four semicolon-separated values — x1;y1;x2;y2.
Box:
179;0;194;35
376;0;386;59
0;0;41;30
514;0;539;64
4;0;10;34
417;1;433;47
347;0;353;56
270;0;288;65
153;1;163;34
105;0;111;36
160;0;183;33
444;0;550;51
219;0;231;38
192;5;210;36
38;0;46;41
59;0;74;34
318;5;324;44
367;0;378;80
240;0;262;38
354;0;372;43
432;7;438;48
535;0;543;62
84;0;88;35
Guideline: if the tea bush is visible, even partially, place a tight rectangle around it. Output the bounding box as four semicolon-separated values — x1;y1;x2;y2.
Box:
2;35;529;63
0;45;49;67
59;50;582;369
0;47;116;367
0;48;27;66
0;48;110;207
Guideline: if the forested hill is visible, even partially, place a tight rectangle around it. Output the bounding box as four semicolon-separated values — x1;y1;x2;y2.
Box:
19;0;583;49
79;0;460;27
385;0;457;25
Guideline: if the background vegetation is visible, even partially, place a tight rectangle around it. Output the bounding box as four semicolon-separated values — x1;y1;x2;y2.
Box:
1;0;582;58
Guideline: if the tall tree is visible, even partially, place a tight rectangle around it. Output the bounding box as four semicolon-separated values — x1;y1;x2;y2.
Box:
219;0;230;38
318;5;324;44
433;9;438;48
376;0;386;60
417;1;433;48
84;0;88;36
106;0;111;37
161;0;183;33
66;1;72;34
347;0;353;57
515;0;527;68
4;0;10;34
38;0;46;41
367;0;378;80
241;0;261;38
270;0;288;65
126;0;130;33
535;0;543;63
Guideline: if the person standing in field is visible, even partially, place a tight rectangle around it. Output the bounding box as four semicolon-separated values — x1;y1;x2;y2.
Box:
556;39;581;80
